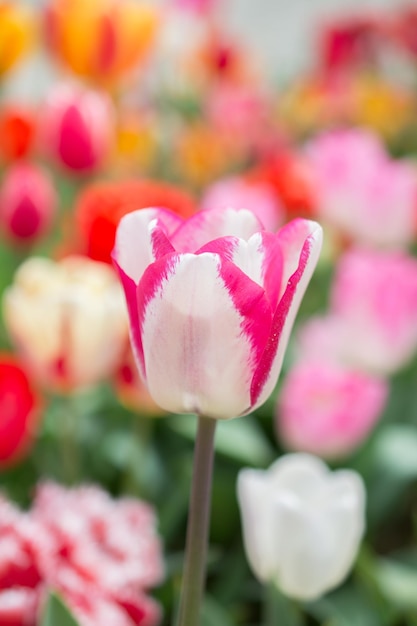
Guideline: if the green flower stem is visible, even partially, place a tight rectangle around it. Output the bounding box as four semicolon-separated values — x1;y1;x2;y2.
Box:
176;415;217;626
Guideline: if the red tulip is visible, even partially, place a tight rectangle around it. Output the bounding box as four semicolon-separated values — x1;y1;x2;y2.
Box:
0;354;39;467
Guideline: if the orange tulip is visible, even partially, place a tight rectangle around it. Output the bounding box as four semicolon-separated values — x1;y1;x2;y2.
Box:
44;0;159;84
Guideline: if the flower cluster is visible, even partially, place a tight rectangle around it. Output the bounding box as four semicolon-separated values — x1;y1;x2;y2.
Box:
0;483;164;626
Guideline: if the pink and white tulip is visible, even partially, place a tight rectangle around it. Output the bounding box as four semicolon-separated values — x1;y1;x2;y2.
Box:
307;128;417;249
41;83;114;174
112;207;322;419
277;360;388;459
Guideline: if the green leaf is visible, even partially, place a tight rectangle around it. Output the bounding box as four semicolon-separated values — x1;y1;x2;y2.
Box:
372;424;417;480
168;414;275;466
201;595;235;626
374;558;417;611
41;591;81;626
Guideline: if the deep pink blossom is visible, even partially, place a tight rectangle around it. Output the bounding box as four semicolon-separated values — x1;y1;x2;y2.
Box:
277;360;388;459
112;207;322;419
41;83;114;174
0;164;56;244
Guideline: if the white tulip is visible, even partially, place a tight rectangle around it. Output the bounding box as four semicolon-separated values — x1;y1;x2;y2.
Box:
3;256;128;391
237;453;365;601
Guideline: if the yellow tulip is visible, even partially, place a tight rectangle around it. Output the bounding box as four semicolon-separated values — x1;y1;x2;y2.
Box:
0;2;35;77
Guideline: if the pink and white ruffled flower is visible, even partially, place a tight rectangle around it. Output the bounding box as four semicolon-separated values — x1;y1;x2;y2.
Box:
0;485;164;626
276;360;388;459
306;128;417;249
112;207;322;419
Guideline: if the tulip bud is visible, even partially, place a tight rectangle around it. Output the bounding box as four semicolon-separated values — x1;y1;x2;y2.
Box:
3;256;128;392
0;354;39;467
41;83;114;174
44;0;159;84
237;454;366;600
0;164;57;244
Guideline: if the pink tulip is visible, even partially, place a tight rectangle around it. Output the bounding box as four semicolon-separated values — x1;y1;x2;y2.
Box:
112;207;322;419
201;176;284;232
330;248;417;374
307;128;417;249
277;360;388;459
0;164;57;244
41;83;114;174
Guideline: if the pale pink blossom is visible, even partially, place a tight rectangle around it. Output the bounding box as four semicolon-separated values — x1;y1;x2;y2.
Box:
330;248;417;374
201;176;284;232
277;361;388;459
112;207;322;419
307;128;417;249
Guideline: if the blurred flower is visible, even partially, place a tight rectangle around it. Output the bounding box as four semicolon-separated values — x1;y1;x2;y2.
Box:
41;83;114;175
350;75;415;141
307;128;417;249
206;84;270;154
319;14;380;75
113;208;322;419
0;2;35;77
0;106;37;161
44;0;158;84
201;176;284;232
0;483;163;626
390;5;417;59
247;151;316;219
0;163;57;245
3;256;128;392
0;354;40;467
329;248;417;375
0;497;50;625
33;482;164;594
237;453;365;600
75;179;197;264
175;122;239;188
115;112;158;175
171;0;217;15
277;360;388;459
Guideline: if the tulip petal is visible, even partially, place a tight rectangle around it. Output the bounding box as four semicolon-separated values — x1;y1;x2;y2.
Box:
137;252;271;419
198;231;283;310
112;208;181;376
270;470;365;600
250;220;322;408
171;207;264;252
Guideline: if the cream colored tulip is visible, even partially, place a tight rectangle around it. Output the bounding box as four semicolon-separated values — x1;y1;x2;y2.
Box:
3;256;128;392
237;453;365;601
